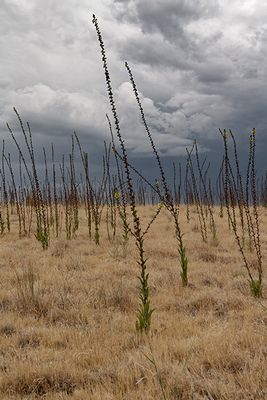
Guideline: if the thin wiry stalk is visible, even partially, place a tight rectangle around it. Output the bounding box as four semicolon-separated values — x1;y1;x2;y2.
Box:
125;61;189;286
92;14;154;332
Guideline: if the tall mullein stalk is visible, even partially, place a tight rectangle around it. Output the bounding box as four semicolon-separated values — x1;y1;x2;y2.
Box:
202;159;210;216
225;129;257;254
221;129;263;297
249;129;262;296
51;144;59;238
26;119;48;249
43;148;51;239
243;130;258;251
225;133;243;233
185;158;191;222
194;142;217;242
104;166;112;241
104;141;117;241
111;176;118;238
75;134;107;245
197;155;207;206
217;158;225;218
100;154;109;242
1;141;10;232
246;130;253;206
229;130;245;239
246;131;259;250
125;61;189;286
60;155;72;240
18;154;28;236
69;153;78;236
4;153;22;237
92;14;153;332
47;153;53;230
106;114;129;242
18;183;25;236
91;150;108;245
70;136;79;234
43;147;53;233
25;185;33;236
9;186;15;215
111;146;163;238
58;188;63;236
7;109;48;249
186;145;207;242
74;133;93;239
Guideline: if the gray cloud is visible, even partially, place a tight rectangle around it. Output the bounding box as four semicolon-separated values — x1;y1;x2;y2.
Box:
114;0;219;43
121;34;191;70
0;0;266;180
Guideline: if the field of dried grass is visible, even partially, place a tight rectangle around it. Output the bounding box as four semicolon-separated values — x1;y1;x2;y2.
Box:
0;205;266;399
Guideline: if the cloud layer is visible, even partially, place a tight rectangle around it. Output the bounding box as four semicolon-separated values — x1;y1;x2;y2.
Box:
1;0;267;172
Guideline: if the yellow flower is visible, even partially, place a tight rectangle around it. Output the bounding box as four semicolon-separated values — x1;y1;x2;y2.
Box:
114;191;120;200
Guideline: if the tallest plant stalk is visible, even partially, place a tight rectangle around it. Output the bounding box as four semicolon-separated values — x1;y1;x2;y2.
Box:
92;14;153;332
125;62;188;286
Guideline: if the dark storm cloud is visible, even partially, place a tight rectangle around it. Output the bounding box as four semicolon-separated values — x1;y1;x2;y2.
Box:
0;0;267;179
114;0;219;43
113;0;267;163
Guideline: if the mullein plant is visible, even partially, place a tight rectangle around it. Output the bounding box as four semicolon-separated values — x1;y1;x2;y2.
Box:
1;141;10;232
185;156;192;223
18;156;27;236
194;141;217;243
4;152;23;237
7;109;49;249
74;133;93;240
43;147;51;240
51;144;59;238
69;137;79;235
92;14;155;332
106;114;129;243
216;158;225;218
75;133;108;245
221;128;263;297
186;144;208;243
249;128;263;296
103;140;117;242
125;62;189;286
229;130;246;245
59;155;72;240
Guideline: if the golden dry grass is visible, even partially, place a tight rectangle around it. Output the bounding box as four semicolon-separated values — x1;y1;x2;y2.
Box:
0;205;266;399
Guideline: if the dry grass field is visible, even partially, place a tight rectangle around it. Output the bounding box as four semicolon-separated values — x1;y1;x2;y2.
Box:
0;205;266;399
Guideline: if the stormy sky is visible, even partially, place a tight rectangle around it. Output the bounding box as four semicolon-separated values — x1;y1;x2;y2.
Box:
0;0;267;179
